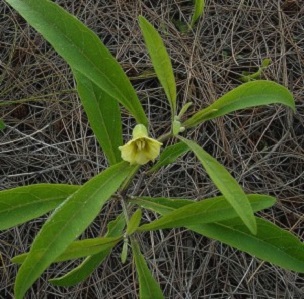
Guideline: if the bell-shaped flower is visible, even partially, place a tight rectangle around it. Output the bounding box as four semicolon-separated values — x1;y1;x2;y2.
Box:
119;124;162;165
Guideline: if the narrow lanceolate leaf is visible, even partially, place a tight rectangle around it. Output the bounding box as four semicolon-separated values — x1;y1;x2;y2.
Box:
183;80;295;128
179;137;257;234
137;196;304;273
121;239;129;264
130;196;194;215
130;194;275;216
74;70;122;165
5;0;147;126
14;161;135;299
240;58;271;82
50;214;125;286
12;237;121;264
139;16;177;117
137;195;275;231
126;209;142;236
0;119;5;130
149;142;189;172
131;239;164;299
190;0;205;28
189;218;304;273
0;184;79;230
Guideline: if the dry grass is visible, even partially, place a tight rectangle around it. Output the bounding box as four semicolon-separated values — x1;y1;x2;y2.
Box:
1;0;304;298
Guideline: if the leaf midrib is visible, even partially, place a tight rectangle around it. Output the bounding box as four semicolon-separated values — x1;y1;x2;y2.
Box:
19;0;137;114
192;222;304;268
16;169;124;295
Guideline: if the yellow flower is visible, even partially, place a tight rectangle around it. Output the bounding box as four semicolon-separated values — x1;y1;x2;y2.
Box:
119;124;162;165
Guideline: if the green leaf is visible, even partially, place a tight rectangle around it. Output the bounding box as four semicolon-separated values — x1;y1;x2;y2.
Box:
189;218;304;273
14;161;135;299
131;194;275;215
240;58;272;82
126;209;142;235
74;70;122;165
12;237;121;264
0;184;79;230
136;194;275;231
179;137;257;234
136;196;304;273
183;80;295;128
131;239;164;299
139;16;177;117
0;119;5;130
130;196;194;215
5;0;147;126
121;239;129;264
50;214;126;286
190;0;205;28
149;142;189;173
106;213;127;237
177;102;193;119
261;58;271;68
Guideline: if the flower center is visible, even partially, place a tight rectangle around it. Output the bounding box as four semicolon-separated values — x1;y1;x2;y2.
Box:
136;139;146;151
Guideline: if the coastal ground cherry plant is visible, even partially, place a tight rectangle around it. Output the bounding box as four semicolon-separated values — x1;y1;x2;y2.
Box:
1;1;303;298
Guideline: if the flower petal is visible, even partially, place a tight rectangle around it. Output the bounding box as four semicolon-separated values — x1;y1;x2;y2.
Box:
135;151;150;165
119;142;137;164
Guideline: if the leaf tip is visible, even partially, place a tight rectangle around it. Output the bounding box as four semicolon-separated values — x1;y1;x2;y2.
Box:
248;218;257;235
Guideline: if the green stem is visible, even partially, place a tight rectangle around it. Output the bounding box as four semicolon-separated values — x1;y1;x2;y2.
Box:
121;198;130;223
118;165;140;224
157;131;173;143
